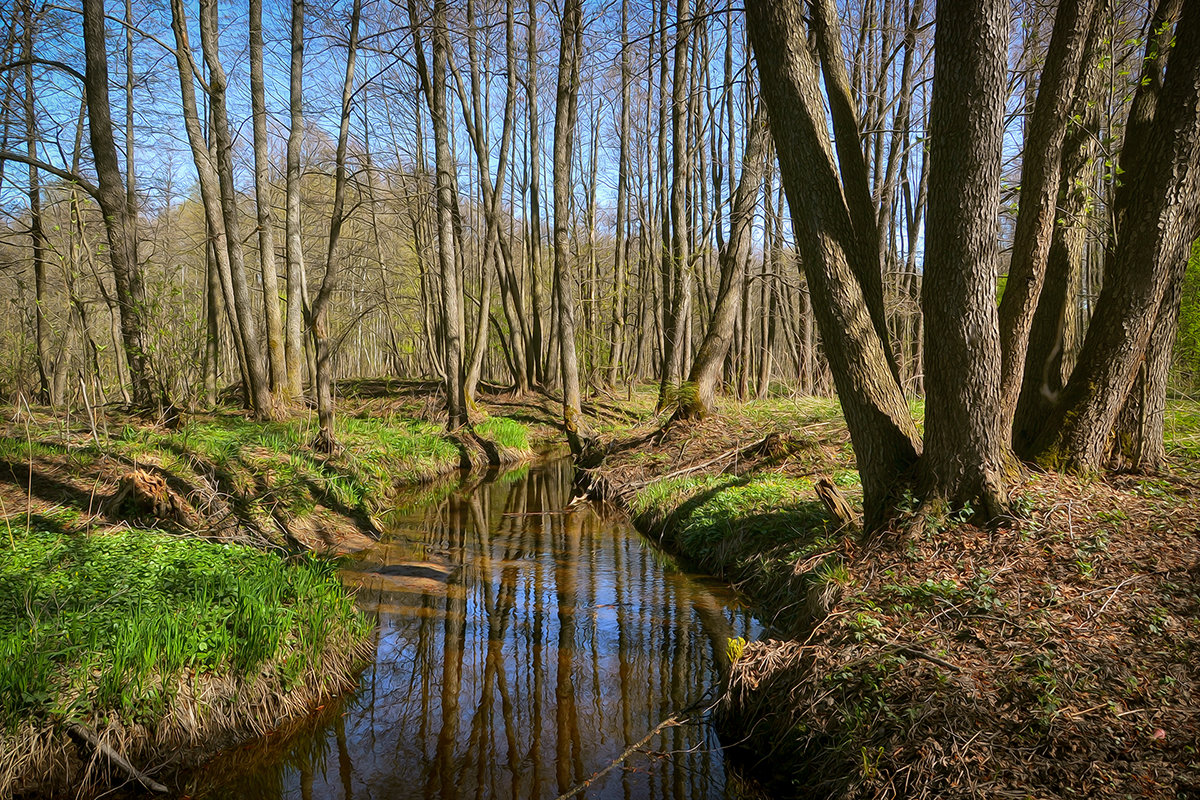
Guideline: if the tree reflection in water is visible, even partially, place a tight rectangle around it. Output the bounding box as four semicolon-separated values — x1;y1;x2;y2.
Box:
188;459;761;799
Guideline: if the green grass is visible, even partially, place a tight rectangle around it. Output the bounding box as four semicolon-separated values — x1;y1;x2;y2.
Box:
1166;399;1200;464
0;412;467;533
474;416;532;452
0;525;369;731
633;473;835;568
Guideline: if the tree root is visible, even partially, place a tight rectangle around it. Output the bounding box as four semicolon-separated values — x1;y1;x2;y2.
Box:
68;723;168;794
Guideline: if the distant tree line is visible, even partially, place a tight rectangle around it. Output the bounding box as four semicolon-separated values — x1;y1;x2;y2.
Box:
0;0;1197;519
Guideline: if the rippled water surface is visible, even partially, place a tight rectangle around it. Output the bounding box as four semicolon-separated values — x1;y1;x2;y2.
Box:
192;459;760;799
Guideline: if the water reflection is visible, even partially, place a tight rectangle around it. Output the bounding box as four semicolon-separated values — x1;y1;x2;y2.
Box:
192;459;760;799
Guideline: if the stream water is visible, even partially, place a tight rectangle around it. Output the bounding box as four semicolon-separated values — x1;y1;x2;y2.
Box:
188;458;762;799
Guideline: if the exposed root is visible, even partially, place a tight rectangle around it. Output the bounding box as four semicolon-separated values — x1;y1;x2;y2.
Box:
68;722;168;794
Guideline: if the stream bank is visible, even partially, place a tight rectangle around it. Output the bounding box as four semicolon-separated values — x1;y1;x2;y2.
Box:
590;395;1200;799
0;386;565;797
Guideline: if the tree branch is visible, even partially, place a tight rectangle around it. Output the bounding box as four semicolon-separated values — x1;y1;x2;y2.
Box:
0;151;99;199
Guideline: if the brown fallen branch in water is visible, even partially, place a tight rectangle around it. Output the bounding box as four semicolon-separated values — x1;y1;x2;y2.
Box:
67;723;169;794
552;712;687;800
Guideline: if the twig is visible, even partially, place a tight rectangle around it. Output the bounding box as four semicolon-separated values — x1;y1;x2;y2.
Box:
890;643;963;673
20;393;34;532
68;723;169;793
0;491;13;548
553;712;687;800
1089;576;1140;621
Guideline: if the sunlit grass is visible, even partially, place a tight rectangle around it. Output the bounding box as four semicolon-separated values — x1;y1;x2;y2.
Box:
474;416;532;452
0;524;369;731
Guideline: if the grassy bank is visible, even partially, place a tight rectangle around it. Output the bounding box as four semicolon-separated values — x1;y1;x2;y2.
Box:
593;396;1200;799
0;385;546;796
0;521;371;797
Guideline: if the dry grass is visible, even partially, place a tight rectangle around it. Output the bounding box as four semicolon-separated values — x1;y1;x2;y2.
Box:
2;633;373;797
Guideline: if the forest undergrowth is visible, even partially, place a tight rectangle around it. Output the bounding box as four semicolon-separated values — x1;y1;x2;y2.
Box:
591;394;1200;799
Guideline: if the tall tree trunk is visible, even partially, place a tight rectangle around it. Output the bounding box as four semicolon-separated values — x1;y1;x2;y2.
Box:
553;0;589;456
678;110;767;418
22;1;50;404
411;0;468;427
1013;18;1104;454
1030;0;1200;471
996;0;1099;428
747;0;920;529
285;0;307;400
657;0;690;408
198;0;274;419
81;0;153;409
809;0;893;371
1109;263;1183;472
919;0;1011;517
250;0;287;398
606;0;631;386
309;0;362;452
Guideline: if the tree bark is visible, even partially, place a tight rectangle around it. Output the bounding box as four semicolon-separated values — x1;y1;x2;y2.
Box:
679;109;768;418
250;0;288;398
197;0;274;419
22;1;51;405
411;0;468;427
919;0;1011;517
82;0;153;409
1013;17;1104;454
746;0;920;528
996;0;1098;428
553;0;589;456
606;0;631;386
285;0;307;400
1030;1;1200;471
657;0;691;408
309;0;362;452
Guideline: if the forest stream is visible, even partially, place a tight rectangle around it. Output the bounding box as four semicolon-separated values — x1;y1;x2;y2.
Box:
182;458;763;799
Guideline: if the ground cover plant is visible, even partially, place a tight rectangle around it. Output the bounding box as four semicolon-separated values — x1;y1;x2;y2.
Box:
0;520;372;796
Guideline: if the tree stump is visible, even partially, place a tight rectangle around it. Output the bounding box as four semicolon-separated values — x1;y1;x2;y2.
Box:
108;469;194;527
815;477;857;530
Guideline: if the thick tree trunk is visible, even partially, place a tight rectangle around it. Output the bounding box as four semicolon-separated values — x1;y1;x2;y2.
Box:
1013;19;1104;455
82;0;153;409
809;0;893;372
919;0;1011;517
1109;263;1182;472
746;0;920;529
1030;1;1200;471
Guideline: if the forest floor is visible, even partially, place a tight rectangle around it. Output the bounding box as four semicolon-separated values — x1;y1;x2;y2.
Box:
0;380;594;798
589;394;1200;799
